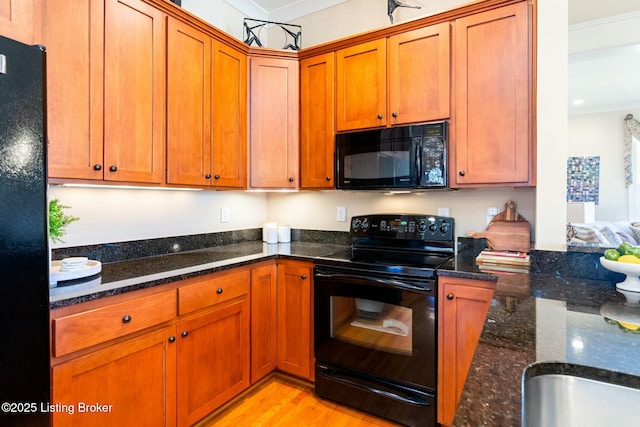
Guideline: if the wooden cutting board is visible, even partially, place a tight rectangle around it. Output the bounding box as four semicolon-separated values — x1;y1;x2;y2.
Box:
467;201;531;252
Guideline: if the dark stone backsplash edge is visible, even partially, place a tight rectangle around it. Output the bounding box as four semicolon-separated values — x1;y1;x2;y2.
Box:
55;232;623;283
52;229;352;264
530;249;625;282
457;237;624;283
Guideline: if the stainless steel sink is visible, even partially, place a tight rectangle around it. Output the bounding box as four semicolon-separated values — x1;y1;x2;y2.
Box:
522;362;640;427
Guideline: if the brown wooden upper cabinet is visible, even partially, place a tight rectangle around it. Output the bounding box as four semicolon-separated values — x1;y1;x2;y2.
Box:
249;56;299;189
103;0;166;183
0;0;42;45
335;23;451;132
167;17;247;189
452;2;533;187
336;39;386;131
388;23;451;126
300;53;335;189
47;0;166;184
45;0;104;181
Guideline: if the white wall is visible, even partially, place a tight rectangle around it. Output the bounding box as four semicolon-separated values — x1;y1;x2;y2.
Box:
568;109;637;222
181;0;248;41
286;0;474;48
48;185;268;248
267;189;536;239
535;0;569;250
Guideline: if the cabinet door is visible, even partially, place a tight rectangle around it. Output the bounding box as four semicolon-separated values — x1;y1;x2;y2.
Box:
51;325;177;427
249;57;299;188
276;260;313;380
45;0;104;180
211;41;247;188
335;38;386;131
388;23;450;125
300;52;335;189
0;0;42;45
250;264;277;383
166;17;211;186
103;0;165;183
453;2;532;187
437;278;494;426
176;297;250;427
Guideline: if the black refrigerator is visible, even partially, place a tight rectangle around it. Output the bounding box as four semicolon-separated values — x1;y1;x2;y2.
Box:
0;35;51;427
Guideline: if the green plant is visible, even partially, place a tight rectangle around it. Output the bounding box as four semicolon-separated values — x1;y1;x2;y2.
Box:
49;199;79;243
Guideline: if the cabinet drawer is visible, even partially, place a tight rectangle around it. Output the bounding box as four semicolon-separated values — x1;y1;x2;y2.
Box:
52;290;177;357
178;270;250;315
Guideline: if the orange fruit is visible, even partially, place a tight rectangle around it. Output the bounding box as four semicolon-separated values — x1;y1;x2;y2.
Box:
618;255;640;264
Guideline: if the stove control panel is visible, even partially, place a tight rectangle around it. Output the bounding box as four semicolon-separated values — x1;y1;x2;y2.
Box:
350;214;454;242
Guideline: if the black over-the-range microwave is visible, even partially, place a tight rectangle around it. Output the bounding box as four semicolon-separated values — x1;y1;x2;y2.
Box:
335;121;448;190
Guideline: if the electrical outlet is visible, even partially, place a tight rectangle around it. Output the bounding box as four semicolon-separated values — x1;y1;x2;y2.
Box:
220;206;229;223
486;206;499;225
337;206;347;222
438;207;450;217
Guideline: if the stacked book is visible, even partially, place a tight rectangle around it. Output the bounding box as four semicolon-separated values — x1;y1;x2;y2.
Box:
475;250;530;274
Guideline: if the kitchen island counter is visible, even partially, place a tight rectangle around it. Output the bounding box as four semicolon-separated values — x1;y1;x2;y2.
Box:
452;267;640;426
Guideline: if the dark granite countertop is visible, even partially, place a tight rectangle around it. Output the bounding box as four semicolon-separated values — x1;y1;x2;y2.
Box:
49;241;353;308
50;240;494;309
452;270;640;427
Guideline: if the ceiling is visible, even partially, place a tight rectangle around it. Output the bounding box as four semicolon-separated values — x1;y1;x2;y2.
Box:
568;10;640;115
568;0;640;115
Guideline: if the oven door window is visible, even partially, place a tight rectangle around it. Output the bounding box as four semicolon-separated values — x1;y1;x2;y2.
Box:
331;296;413;355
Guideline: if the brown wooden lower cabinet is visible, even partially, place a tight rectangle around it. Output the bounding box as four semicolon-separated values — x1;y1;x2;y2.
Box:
51;324;177;427
437;276;495;426
176;296;250;427
50;260;318;426
251;263;278;383
276;260;314;381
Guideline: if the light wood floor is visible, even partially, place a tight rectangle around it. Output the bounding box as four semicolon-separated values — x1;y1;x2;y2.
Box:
196;374;401;427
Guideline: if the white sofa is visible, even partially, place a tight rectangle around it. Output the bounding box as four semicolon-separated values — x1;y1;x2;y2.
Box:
567;222;640;247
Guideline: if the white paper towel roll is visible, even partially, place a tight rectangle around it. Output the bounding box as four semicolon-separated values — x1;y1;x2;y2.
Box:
278;225;291;243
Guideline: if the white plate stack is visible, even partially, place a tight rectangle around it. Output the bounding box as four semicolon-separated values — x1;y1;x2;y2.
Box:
50;257;102;287
60;257;89;271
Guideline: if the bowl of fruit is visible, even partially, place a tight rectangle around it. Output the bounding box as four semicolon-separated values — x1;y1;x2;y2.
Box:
601;242;640;304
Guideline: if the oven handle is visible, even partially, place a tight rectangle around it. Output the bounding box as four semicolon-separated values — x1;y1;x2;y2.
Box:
320;369;431;407
314;272;432;292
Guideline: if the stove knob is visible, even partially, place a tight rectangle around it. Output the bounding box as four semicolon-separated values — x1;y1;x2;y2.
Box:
440;223;449;234
352;218;361;231
418;222;427;232
428;223;437;232
361;219;369;231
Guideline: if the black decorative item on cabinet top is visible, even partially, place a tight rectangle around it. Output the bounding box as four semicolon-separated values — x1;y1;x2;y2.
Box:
388;0;422;23
243;18;302;51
